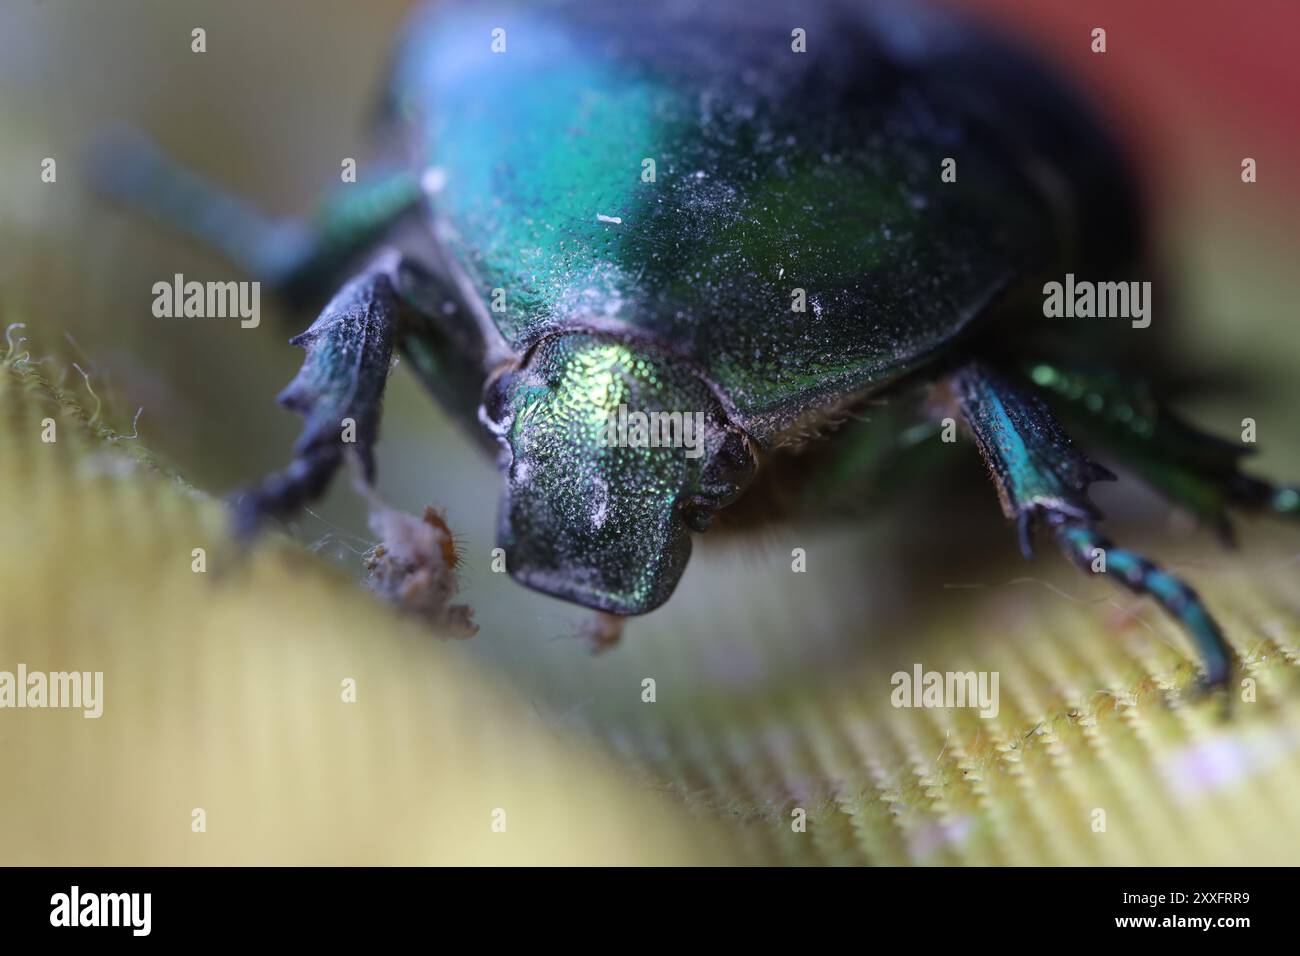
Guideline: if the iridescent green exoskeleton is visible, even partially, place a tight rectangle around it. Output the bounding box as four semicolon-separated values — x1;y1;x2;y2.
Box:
93;0;1300;686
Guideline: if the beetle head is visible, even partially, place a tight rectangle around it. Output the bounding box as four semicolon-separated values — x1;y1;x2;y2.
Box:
481;332;756;615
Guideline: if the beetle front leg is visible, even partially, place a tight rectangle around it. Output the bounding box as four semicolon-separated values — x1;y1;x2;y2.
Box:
232;252;409;535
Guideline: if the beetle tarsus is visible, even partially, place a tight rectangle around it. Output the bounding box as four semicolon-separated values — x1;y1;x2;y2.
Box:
232;447;344;538
1227;474;1300;522
1050;518;1232;690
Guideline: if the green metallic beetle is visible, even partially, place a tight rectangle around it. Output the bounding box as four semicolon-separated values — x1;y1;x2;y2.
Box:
94;0;1299;685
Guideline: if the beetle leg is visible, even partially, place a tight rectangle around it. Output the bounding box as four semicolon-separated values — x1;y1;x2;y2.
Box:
948;360;1232;688
231;252;408;535
88;127;423;308
1021;359;1300;545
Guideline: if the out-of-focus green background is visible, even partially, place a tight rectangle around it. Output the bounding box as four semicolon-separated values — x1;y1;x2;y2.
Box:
2;0;1299;864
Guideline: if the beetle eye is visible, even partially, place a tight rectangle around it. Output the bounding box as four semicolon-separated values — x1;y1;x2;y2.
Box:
678;497;715;533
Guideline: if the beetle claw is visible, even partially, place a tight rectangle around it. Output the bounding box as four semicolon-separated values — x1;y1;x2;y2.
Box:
1016;510;1035;559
